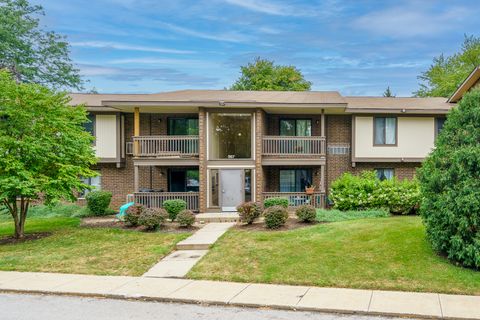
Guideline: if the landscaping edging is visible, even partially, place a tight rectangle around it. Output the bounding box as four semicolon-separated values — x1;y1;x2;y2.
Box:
0;271;479;320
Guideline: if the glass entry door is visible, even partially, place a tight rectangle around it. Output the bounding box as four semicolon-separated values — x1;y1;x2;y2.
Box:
220;169;243;212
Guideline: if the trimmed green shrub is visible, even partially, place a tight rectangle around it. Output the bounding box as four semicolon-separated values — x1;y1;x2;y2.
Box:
295;205;316;223
264;197;289;209
176;209;195;228
263;205;289;229
85;191;112;216
139;208;168;231
236;202;262;224
418;90;480;268
163;199;187;221
329;171;420;214
125;204;144;227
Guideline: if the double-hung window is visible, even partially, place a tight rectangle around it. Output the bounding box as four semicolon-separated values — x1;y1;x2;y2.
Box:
374;117;396;145
79;174;101;198
375;168;394;181
435;117;446;137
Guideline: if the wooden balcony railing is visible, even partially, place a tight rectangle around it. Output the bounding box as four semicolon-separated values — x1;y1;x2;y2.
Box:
132;135;199;157
263;192;325;209
262;136;326;157
133;192;199;211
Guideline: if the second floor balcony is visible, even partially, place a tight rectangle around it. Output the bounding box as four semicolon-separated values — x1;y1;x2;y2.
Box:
262;135;326;158
128;135;199;158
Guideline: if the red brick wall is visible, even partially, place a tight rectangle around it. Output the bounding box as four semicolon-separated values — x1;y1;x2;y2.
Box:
325;115;353;191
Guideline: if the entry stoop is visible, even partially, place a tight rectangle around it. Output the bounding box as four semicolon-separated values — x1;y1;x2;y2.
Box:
195;213;239;223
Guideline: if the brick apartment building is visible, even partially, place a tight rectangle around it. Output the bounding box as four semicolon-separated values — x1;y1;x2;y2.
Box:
70;66;480;212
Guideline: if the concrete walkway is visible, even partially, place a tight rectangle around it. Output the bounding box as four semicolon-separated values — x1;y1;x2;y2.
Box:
175;223;234;250
142;222;234;278
0;271;479;319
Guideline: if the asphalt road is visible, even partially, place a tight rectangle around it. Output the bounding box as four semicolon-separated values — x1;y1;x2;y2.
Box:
0;293;401;320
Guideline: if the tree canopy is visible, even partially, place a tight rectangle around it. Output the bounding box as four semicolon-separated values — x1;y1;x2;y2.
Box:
415;35;480;97
0;0;82;89
230;57;312;91
0;70;96;238
418;89;480;268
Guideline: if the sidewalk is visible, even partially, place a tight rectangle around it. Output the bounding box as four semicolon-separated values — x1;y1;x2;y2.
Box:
0;271;479;319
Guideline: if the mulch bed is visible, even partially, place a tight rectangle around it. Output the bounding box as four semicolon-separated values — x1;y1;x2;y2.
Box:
234;217;319;231
80;216;201;233
0;232;52;245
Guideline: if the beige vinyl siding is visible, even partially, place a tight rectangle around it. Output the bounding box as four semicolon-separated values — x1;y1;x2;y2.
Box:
355;116;435;159
94;115;117;158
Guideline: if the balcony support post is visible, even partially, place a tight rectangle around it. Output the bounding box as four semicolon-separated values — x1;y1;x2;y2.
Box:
133;107;140;156
134;165;139;193
321;109;325;137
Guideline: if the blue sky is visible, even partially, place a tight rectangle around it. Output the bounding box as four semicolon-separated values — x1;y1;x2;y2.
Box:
36;0;480;96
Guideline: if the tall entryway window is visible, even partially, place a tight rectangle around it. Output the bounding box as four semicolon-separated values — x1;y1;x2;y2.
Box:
279;169;312;192
209;113;252;159
280;119;311;136
168;169;199;192
168;118;199;135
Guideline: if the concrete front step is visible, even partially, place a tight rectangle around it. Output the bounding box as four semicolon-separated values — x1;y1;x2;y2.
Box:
176;222;234;250
195;213;239;223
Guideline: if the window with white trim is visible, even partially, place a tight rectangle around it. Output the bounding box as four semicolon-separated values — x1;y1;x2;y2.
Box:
374;117;396;145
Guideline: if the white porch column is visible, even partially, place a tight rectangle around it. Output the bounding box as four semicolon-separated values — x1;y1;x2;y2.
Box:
134;165;139;193
321;109;325;137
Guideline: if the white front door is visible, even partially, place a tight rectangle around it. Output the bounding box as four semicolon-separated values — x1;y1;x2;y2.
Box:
220;169;243;211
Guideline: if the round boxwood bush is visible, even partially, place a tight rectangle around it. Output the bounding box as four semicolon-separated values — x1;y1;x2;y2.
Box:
124;204;145;226
138;208;168;231
263;197;289;209
176;209;195;228
295;205;316;223
263;205;289;229
85;191;112;216
418;90;480;268
163;199;187;221
236;201;262;224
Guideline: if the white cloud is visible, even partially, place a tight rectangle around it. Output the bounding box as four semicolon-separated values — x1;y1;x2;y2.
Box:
222;0;311;16
77;64;218;85
70;41;195;54
353;5;470;38
159;23;251;43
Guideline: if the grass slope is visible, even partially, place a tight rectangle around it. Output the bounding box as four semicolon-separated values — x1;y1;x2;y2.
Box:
0;217;190;276
316;208;389;222
189;216;480;294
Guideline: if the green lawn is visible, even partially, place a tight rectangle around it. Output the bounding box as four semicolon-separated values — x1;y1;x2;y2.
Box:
0;217;190;276
189;216;480;295
316;208;389;222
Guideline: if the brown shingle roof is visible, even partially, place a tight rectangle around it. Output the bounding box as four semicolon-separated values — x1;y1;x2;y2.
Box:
69;90;455;113
70;90;345;106
344;96;452;113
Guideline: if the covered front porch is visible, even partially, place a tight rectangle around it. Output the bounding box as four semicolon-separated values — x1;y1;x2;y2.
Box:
130;164;200;211
262;165;326;209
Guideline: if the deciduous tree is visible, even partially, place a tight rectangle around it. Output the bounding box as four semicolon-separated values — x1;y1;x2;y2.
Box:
230;57;311;91
0;70;96;238
415;35;480;97
0;0;82;89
